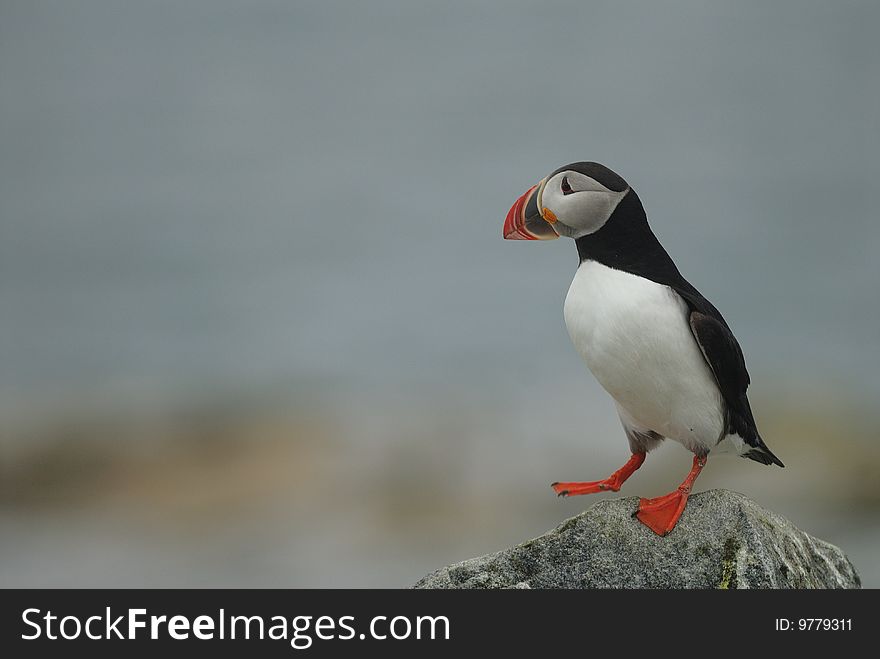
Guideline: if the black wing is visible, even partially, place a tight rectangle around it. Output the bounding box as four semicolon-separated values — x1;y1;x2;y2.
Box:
681;294;784;467
688;311;749;408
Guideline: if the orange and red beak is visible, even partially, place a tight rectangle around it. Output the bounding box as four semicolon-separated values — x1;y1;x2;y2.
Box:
503;180;559;240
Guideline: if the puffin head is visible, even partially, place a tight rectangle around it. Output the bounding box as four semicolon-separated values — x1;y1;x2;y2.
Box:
503;162;630;240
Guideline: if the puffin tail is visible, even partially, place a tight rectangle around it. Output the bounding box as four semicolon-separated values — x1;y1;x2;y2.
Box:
743;436;785;468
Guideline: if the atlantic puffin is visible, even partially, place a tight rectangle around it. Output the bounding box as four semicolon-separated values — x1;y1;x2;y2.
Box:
503;161;783;536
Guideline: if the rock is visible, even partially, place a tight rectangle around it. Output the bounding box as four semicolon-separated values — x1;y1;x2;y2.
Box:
413;489;860;589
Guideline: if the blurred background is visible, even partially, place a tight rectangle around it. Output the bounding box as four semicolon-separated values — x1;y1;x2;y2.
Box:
2;0;879;587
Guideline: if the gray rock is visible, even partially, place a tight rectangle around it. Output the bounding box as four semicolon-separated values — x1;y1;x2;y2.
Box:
413;489;860;589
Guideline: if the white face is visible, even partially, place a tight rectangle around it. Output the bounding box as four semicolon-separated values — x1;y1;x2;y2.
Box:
538;170;629;239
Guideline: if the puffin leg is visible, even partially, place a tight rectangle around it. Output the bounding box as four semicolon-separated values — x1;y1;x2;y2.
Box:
636;455;707;536
552;452;646;497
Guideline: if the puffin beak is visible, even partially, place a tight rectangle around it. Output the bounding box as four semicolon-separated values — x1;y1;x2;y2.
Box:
503;179;559;240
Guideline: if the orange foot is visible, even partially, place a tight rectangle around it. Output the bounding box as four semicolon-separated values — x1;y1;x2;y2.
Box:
552;452;645;497
552;478;620;496
635;455;707;536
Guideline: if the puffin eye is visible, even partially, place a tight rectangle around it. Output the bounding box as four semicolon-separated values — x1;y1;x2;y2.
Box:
561;176;573;195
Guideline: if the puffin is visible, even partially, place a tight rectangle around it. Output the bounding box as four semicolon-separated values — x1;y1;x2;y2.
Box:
503;161;783;536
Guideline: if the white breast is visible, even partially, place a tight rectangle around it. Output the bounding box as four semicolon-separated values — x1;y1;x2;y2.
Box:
563;260;725;452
